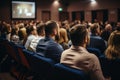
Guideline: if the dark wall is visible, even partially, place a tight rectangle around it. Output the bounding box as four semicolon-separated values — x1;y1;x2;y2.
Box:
0;0;120;22
68;0;120;22
0;0;67;22
68;0;120;11
0;0;11;22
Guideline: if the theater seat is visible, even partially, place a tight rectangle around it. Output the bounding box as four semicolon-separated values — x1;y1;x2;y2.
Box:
7;43;32;80
99;56;120;80
0;38;8;64
52;63;89;80
23;49;55;80
87;48;104;57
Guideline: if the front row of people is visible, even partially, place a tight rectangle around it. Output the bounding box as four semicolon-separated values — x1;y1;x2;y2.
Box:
61;24;105;80
24;20;120;80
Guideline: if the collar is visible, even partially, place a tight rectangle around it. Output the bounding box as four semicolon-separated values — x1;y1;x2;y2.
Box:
70;45;87;51
44;36;55;42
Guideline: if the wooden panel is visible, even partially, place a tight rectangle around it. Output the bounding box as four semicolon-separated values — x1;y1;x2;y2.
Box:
109;9;117;22
72;11;84;21
42;11;51;22
97;11;103;22
59;12;69;21
118;9;120;22
92;10;108;23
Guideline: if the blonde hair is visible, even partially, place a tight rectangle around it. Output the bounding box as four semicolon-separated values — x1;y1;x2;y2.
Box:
105;30;120;59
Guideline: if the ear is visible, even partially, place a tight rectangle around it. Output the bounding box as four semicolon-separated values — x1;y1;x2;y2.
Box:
85;35;90;45
53;29;57;35
84;36;88;44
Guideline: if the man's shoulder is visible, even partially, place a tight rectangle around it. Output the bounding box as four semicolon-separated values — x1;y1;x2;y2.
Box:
28;35;36;40
37;38;58;48
85;52;99;61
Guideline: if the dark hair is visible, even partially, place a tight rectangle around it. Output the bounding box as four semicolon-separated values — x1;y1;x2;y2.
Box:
11;28;18;36
37;23;45;36
90;24;99;34
70;24;88;46
26;25;34;36
45;20;57;36
18;30;24;40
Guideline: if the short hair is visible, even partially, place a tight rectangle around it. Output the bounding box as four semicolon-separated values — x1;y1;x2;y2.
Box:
26;25;34;35
11;28;18;36
37;23;45;35
70;24;88;46
45;20;58;36
90;23;99;34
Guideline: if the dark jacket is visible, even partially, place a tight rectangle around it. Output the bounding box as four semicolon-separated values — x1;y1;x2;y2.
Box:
87;35;106;53
36;37;64;62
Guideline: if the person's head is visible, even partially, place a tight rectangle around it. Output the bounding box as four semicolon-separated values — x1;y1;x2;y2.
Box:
11;28;18;36
90;23;100;35
61;21;70;29
70;24;90;47
37;23;45;37
18;23;24;29
5;23;12;34
105;24;112;31
45;20;59;37
26;25;37;36
18;30;24;40
105;30;120;59
61;21;66;29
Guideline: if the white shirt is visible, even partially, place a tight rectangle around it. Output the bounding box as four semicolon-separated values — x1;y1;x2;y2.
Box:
29;36;44;52
25;35;37;49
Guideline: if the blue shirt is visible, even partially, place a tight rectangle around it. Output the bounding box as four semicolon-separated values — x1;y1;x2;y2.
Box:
87;35;106;53
36;37;64;62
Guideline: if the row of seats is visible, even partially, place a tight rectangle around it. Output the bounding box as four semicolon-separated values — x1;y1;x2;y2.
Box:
99;56;120;80
0;38;89;80
87;45;120;80
1;38;120;80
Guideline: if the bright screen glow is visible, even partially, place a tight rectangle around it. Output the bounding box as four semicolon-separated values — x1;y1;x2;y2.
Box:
12;1;36;19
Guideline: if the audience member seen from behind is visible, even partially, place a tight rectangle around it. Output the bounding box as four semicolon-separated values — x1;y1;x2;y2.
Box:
58;23;69;50
36;20;64;63
25;25;38;50
10;27;19;44
29;23;45;52
101;24;112;44
87;23;106;53
60;24;106;80
105;30;120;59
18;23;27;45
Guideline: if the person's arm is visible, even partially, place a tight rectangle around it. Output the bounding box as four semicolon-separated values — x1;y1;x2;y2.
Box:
90;54;105;80
63;29;68;43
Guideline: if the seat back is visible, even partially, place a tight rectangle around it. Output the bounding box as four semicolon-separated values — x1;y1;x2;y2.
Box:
15;45;30;70
99;57;120;80
87;48;103;57
23;49;55;79
0;38;8;61
33;54;55;72
4;41;20;63
53;63;89;80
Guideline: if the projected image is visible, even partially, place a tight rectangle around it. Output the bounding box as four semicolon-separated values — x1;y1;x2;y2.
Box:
12;1;35;19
